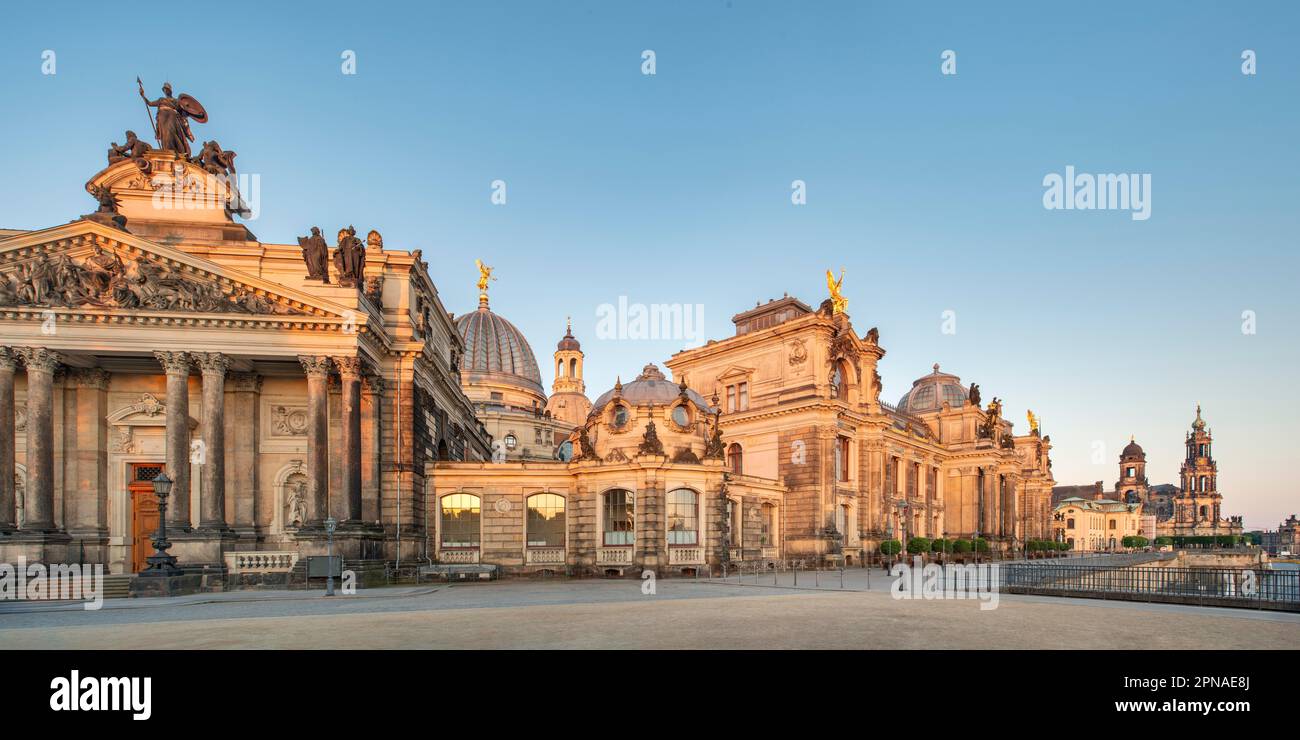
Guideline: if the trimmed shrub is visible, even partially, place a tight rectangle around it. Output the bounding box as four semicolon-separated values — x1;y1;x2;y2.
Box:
952;539;972;553
1154;536;1174;546
973;537;990;553
906;537;932;555
930;539;951;553
879;539;902;556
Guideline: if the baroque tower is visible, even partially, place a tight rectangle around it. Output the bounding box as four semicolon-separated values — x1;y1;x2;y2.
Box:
1175;405;1221;532
1116;436;1149;504
546;318;592;427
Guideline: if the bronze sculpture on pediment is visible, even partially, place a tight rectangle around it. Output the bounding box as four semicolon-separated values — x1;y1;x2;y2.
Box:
297;226;330;283
107;130;152;171
138;79;207;158
333;225;366;288
192;140;237;176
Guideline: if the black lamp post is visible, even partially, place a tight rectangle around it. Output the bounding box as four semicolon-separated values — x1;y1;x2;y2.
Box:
325;516;338;597
141;471;180;576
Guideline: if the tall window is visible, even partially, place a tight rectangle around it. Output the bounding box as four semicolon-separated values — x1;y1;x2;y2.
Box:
666;488;699;545
727;498;742;547
760;503;775;546
440;493;481;548
835;437;850;482
885;457;896;497
526;493;566;547
727;443;743;474
737;382;749;410
726;385;736;413
602;489;634;546
831;363;848;400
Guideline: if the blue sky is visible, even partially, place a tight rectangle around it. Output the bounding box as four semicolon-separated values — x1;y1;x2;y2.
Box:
2;1;1297;528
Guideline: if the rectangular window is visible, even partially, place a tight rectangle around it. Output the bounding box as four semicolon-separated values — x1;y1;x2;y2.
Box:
836;437;850;482
666;489;699;545
738;382;749;410
603;490;634;546
760;504;774;546
726;385;736;413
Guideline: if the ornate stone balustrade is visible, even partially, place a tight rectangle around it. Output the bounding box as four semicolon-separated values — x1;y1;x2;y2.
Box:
526;547;565;565
668;547;703;565
597;547;632;565
224;551;298;573
440;549;480;564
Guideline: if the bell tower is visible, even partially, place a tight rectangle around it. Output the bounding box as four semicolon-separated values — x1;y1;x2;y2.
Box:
546;318;592;427
1116;436;1149;504
1176;404;1221;532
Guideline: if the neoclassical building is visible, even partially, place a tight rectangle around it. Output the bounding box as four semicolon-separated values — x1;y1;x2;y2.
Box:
0;140;490;575
1052;496;1144;552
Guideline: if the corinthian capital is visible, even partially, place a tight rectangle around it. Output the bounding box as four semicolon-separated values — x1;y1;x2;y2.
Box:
333;356;364;380
298;355;334;379
0;347;18;372
192;352;231;377
154;351;192;376
16;347;62;373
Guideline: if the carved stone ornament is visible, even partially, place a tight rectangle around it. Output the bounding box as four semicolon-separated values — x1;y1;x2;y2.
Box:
703;415;726;460
0;247;304;315
672;446;701;464
605;447;629;464
787;339;807;366
638;419;665;457
272;406;308;436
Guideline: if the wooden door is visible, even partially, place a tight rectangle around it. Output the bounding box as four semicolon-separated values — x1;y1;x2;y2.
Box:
129;463;165;572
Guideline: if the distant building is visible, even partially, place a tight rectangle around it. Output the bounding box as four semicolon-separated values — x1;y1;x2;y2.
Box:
1053;496;1144;551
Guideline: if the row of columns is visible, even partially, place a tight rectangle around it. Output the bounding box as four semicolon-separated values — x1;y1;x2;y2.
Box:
0;346;366;537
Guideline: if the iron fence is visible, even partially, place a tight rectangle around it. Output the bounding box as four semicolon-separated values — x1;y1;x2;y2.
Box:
1002;562;1300;610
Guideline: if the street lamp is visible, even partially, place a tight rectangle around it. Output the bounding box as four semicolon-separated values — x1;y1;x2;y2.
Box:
141;472;179;576
324;516;337;597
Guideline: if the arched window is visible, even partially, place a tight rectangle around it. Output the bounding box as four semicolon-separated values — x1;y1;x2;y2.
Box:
569;358;577;377
440;493;481;549
830;363;848;399
760;503;776;546
666;488;699;545
1199;476;1207;492
557;359;565;377
602;489;634;546
727;443;743;474
526;493;565;547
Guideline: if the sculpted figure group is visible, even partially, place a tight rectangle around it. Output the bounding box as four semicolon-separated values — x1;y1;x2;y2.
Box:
296;224;371;288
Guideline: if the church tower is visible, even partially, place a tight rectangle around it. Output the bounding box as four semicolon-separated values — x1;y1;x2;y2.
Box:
1116;436;1149;504
1175;405;1221;533
546;318;592;427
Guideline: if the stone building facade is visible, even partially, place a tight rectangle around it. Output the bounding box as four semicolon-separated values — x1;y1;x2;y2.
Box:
0;145;490;574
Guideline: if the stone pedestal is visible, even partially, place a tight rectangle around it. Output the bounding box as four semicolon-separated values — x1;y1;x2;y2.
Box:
0;531;73;565
294;522;385;560
169;529;237;568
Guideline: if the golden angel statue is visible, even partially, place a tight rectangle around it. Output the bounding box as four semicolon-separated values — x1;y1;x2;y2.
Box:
1027;410;1039;434
475;259;495;292
826;268;847;315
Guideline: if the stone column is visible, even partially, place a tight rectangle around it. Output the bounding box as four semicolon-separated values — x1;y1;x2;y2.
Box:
69;368;111;537
299;356;333;525
0;348;17;531
195;352;230;530
360;375;383;522
228;373;262;536
334;356;363;522
15;347;61;531
155;351;193;530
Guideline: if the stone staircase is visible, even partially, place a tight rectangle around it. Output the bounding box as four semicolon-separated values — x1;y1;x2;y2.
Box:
101;574;134;599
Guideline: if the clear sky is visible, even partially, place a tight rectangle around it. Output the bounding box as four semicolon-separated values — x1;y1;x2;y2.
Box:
2;1;1297;529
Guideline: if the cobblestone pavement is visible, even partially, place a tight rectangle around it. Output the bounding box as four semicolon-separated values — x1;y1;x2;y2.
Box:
1;574;1296;649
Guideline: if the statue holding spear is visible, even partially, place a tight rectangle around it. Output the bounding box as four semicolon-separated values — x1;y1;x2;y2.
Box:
136;78;208;158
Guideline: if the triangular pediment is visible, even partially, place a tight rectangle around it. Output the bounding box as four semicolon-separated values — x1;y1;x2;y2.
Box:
0;220;350;320
716;365;755;380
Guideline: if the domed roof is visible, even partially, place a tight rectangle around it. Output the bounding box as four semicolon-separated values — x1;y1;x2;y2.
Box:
591;364;713;414
454;302;543;394
896;363;968;414
557;319;581;352
1121;437;1145;460
1191;404;1207;432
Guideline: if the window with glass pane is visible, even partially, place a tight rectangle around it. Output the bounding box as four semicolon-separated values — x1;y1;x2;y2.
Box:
526;493;566;547
727;498;741;547
440;493;480;548
727;443;743;474
726;385;736;412
672;405;690;427
666;488;698;545
603;489;634;546
738;382;749;410
612;405;628;427
761;503;774;545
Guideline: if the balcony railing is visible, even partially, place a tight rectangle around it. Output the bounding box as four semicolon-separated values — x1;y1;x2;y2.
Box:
668;547;703;565
526;547;565;565
224;551;298;574
439;549;480;564
597;547;633;565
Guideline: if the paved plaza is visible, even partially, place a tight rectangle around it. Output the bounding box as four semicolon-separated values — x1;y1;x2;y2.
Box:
1;572;1296;649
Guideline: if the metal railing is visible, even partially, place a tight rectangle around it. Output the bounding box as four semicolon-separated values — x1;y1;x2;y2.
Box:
1002;563;1300;610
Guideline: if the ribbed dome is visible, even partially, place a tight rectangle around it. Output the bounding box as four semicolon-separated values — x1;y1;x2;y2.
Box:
1121;437;1145;460
896;363;968;414
591;364;713;414
454;306;543;393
